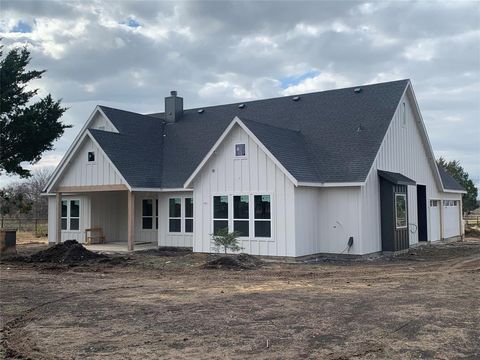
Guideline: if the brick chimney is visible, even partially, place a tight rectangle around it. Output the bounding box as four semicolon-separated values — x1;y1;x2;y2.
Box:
165;90;183;123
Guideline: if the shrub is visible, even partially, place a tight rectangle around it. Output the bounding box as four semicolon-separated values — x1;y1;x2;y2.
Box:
211;228;243;254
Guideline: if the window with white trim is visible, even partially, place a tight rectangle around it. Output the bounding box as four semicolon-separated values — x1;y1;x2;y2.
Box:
142;199;153;229
402;102;407;127
235;143;246;157
233;195;249;236
61;199;80;231
430;200;438;207
87;151;95;162
213;196;229;235
169;198;181;232
395;194;407;229
185;198;193;233
212;194;271;238
254;195;271;237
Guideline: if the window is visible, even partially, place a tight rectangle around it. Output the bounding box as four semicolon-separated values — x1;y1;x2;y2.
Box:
235;143;246;157
185;198;193;233
395;194;407;229
213;196;229;234
142;199;153;229
453;200;458;206
430;200;438;207
254;195;271;237
169;198;181;232
87;151;95;162
61;199;80;231
402;102;406;127
234;195;249;236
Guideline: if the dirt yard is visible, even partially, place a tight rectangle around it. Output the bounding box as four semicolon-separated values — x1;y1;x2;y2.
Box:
1;238;479;359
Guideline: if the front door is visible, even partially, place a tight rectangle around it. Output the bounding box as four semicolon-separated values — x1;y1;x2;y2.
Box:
417;185;428;242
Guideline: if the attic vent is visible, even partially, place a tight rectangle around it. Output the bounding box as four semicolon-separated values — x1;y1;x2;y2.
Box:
356;125;365;133
354;88;362;93
292;96;300;101
197;109;204;114
238;103;245;109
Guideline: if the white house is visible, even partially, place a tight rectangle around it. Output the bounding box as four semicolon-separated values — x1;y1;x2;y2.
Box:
43;80;465;256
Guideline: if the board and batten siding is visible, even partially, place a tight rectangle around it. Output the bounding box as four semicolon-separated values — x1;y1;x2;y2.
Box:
48;194;91;243
56;136;125;188
91;191;128;242
192;124;296;257
295;186;362;256
360;89;461;254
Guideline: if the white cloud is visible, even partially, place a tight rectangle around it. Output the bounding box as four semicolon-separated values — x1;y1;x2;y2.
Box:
282;72;352;95
0;0;478;191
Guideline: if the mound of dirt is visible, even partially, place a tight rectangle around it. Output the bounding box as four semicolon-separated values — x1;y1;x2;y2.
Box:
202;253;263;270
28;240;107;264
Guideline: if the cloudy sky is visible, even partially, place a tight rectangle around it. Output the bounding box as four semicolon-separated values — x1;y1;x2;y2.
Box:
1;0;479;189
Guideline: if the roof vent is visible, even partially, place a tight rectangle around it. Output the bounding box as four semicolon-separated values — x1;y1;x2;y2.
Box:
356;125;365;133
238;103;245;109
197;109;204;114
354;88;362;93
292;96;300;101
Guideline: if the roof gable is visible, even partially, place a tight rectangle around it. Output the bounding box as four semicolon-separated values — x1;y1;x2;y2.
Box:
47;80;413;191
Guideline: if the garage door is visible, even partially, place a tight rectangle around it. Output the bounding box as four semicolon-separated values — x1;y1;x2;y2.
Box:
443;200;460;239
429;200;441;241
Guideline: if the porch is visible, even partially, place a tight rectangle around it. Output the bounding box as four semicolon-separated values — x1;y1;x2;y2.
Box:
85;241;158;254
49;186;193;251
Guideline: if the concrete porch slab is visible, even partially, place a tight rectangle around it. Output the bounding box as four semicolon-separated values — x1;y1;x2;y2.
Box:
85;242;157;254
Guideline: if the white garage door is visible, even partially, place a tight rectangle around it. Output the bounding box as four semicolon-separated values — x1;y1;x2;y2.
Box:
429;200;441;241
443;200;460;239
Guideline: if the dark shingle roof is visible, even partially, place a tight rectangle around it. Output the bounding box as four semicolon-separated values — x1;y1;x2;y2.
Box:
90;107;164;188
378;170;416;186
438;166;465;192
92;80;410;188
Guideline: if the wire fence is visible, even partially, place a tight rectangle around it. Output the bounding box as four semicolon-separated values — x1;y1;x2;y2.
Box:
0;218;48;236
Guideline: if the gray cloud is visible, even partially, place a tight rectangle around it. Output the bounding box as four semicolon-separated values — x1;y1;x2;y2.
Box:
0;0;479;188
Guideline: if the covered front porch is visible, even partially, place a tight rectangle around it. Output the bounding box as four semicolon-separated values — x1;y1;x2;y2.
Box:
48;185;193;251
50;185;156;251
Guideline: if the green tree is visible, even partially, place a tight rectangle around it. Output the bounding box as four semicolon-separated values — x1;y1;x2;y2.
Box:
211;228;243;254
437;157;478;213
0;45;69;177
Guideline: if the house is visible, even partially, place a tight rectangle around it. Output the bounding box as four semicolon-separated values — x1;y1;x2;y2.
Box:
43;79;466;256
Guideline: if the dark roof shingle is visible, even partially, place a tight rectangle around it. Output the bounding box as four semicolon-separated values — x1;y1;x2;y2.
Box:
93;80;411;188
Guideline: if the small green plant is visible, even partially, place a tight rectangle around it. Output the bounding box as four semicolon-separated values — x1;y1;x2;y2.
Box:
211;228;243;254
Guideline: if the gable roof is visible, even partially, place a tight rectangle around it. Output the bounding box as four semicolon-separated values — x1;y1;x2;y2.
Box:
437;166;466;192
49;79;419;191
155;79;410;188
90;107;164;188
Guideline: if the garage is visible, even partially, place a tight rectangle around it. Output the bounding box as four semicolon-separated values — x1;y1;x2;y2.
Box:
429;200;441;241
443;200;461;239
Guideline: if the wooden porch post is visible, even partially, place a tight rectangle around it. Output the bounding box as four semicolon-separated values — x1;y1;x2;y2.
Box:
128;191;135;251
56;192;62;244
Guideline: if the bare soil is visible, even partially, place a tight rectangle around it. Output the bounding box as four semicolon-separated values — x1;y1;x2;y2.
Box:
1;238;479;359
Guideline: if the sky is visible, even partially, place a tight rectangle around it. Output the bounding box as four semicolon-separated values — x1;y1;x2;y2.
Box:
0;0;479;189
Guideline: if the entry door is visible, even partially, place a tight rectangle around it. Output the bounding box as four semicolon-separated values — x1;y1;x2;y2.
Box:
417;185;428;242
429;200;441;241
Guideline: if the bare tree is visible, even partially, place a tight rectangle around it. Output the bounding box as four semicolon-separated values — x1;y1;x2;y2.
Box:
1;168;53;218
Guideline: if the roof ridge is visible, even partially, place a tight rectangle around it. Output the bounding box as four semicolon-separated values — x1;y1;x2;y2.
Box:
147;79;410;116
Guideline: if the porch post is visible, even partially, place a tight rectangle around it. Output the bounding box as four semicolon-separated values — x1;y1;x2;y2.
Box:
459;198;464;241
56;192;62;244
128;191;135;251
